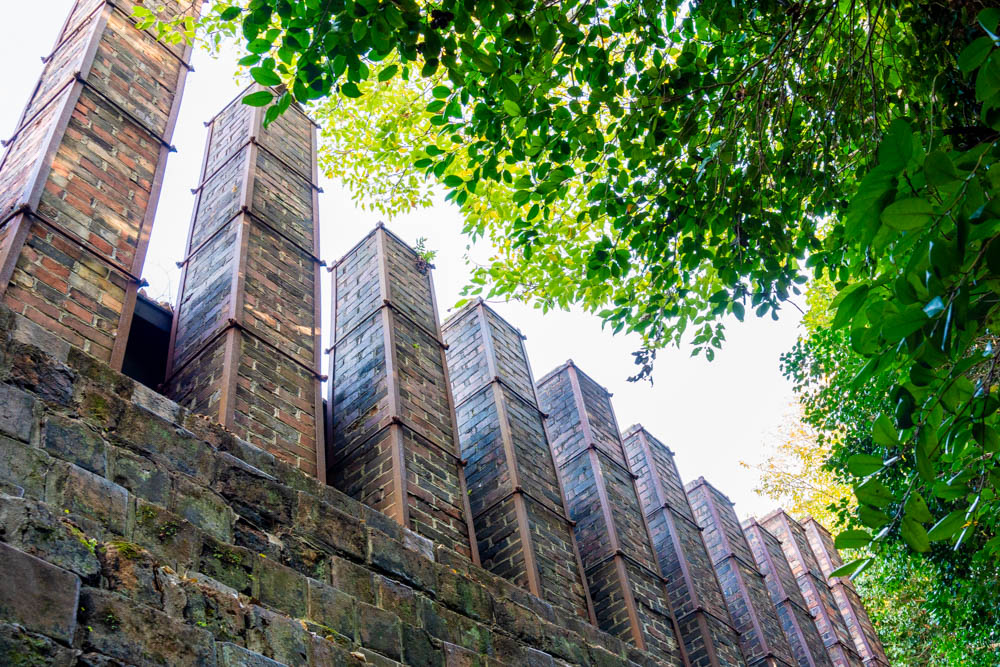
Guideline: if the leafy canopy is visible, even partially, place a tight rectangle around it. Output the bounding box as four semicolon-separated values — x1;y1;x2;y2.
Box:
163;0;1000;568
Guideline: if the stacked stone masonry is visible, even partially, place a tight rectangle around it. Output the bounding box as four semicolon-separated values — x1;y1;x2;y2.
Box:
164;85;324;480
742;518;834;667
327;225;478;562
536;362;684;665
442;299;593;623
623;426;746;667
0;305;671;666
759;512;865;667
685;478;796;667
0;0;200;367
801;519;888;667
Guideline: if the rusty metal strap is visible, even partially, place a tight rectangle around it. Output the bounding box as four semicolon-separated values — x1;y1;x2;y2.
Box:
176;208;324;269
74;74;176;152
162;318;324;388
325;299;447;354
328;417;465;470
27;208;145;285
253;138;322;192
556;442;639;481
470;486;574;527
1;77;78;150
773;595;813;617
105;1;195;71
232;320;325;381
452;376;548;419
711;550;765;577
39;2;106;68
582;550;669;586
644;501;703;531
674;606;741;634
189;138;252;196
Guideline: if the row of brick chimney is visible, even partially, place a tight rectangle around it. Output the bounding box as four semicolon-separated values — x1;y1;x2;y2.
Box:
0;1;888;665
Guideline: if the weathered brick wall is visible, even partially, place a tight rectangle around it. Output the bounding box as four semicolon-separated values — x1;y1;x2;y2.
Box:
623;426;746;667
442;299;593;623
327;225;477;561
0;304;671;666
743;518;834;667
0;0;199;367
759;511;864;667
164;87;323;480
537;361;684;664
801;518;888;667
685;478;796;666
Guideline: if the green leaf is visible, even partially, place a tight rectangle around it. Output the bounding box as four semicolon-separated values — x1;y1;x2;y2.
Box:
928;510;966;541
732;301;745;322
832;284;869;330
881;197;934;231
242;90;274;107
883;305;928;342
247;38;272;54
856;477;894;508
834;529;872;550
829;557;870;578
979;8;1000;36
859;505;890;529
340;82;362;98
502;100;522;116
377;65;398;82
219;6;242;21
904;492;933;523
901;517;930;552
872;415;899;448
933;481;968;500
878;119;913;171
924;150;960;186
848;454;884;476
959;37;993;74
250;67;281;87
432;85;451;99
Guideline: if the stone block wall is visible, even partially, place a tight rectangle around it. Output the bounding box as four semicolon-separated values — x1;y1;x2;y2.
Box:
759;511;864;667
685;478;796;666
536;361;684;665
0;304;670;666
0;0;200;367
164;86;323;480
742;518;833;667
623;425;746;667
442;299;593;623
327;224;477;562
801;518;888;667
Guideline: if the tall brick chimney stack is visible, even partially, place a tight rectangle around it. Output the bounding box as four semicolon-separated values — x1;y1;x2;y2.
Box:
327;224;479;562
758;510;865;667
623;425;747;666
536;361;686;665
685;477;797;667
800;518;889;666
742;518;835;667
164;86;324;480
442;299;594;622
0;0;201;366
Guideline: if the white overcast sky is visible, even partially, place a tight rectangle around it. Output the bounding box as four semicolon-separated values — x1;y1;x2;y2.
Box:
2;3;808;518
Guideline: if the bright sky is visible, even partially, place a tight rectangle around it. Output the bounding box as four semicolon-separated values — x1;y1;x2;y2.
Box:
2;3;807;518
